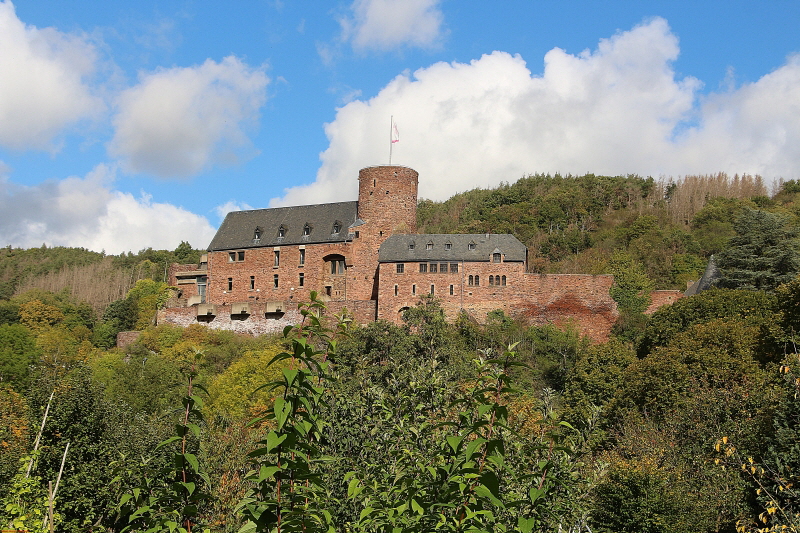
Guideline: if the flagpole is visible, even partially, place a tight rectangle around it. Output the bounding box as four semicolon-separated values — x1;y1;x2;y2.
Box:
389;115;393;165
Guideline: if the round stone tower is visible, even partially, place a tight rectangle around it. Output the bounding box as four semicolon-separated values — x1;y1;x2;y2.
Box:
357;165;418;235
346;165;419;303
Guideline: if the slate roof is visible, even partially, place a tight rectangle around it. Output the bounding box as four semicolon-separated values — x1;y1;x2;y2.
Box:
208;201;358;251
379;234;527;263
684;255;720;296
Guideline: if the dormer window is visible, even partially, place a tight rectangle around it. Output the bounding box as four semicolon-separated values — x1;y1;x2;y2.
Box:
303;224;311;237
332;221;341;234
426;241;433;250
409;242;415;251
277;225;286;239
254;227;262;243
444;242;452;250
468;242;476;251
493;252;502;263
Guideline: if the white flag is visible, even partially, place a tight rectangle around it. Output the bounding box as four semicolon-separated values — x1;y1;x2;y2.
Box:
391;121;399;143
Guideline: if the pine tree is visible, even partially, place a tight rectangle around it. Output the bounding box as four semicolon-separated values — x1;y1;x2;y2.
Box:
716;209;800;291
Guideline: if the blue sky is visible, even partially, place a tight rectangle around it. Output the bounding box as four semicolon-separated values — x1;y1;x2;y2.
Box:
1;0;798;253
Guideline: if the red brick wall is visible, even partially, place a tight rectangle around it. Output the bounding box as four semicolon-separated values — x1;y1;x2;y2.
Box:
646;290;684;314
206;242;367;306
378;261;618;342
116;331;142;349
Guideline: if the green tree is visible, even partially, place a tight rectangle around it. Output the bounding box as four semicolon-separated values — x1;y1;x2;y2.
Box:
607;251;653;315
0;323;41;391
716;208;800;291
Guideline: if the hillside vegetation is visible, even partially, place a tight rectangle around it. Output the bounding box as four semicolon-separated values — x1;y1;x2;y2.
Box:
1;172;800;532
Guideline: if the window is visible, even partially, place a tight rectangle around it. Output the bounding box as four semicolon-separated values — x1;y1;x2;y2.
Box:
254;228;262;242
430;285;435;295
468;275;474;286
396;263;404;273
419;263;427;273
475;275;480;286
250;276;255;290
299;273;304;287
489;275;494;286
429;263;437;273
449;285;454;295
273;274;279;288
445;242;452;250
274;250;280;267
468;242;476;251
332;222;341;234
229;251;245;262
412;284;416;295
493;252;502;263
303;224;311;236
326;255;346;275
501;275;507;286
409;242;415;250
394;284;398;296
227;278;233;291
278;226;286;238
426;241;433;250
450;263;458;273
299;248;305;265
439;263;447;273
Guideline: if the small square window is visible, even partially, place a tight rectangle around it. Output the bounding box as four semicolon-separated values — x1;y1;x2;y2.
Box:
396;263;405;273
450;263;458;273
429;263;437;273
439;263;447;273
419;263;427;273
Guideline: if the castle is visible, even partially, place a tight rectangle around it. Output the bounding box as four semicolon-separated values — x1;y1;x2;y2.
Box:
161;165;682;341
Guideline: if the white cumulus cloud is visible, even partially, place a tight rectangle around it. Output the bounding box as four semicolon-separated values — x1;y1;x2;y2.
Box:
340;0;444;52
109;56;269;178
275;17;800;206
0;0;103;150
0;164;217;254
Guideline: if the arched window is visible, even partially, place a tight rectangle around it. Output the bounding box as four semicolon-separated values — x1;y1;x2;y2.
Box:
325;254;346;275
489;275;494;286
493;252;502;263
468;275;474;286
501;275;507;286
474;275;480;286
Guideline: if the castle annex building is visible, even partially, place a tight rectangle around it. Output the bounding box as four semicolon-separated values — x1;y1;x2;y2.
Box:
163;165;675;341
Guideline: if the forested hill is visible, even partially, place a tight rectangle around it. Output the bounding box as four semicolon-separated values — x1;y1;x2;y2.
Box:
419;172;781;289
2;173;800;532
0;242;205;310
